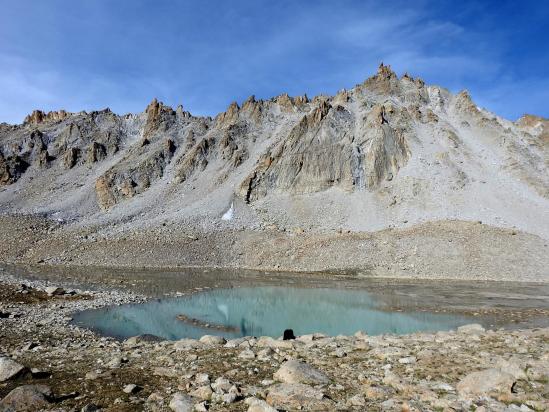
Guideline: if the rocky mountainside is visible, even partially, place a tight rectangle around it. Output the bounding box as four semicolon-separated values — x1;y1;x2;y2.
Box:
1;64;548;241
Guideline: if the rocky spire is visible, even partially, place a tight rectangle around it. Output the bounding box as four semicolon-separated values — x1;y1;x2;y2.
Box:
143;98;176;138
216;101;240;126
377;62;397;79
24;109;69;125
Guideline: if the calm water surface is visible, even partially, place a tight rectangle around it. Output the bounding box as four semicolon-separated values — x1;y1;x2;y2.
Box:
72;286;473;340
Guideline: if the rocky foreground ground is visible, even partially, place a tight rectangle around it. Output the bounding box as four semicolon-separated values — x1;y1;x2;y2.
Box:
1;271;548;411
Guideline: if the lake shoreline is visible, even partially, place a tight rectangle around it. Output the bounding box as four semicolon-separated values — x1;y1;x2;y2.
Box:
2;214;549;283
1;267;549;411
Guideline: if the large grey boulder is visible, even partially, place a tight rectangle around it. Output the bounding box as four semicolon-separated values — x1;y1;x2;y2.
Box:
266;383;334;411
273;359;329;385
0;384;53;411
174;339;205;351
169;392;194;412
457;368;515;397
0;357;28;382
199;335;226;345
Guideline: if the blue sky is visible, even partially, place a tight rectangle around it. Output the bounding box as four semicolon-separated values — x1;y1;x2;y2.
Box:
1;0;548;124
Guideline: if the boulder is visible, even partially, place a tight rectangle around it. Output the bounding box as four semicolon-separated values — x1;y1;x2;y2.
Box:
174;339;205;351
45;286;65;296
194;373;210;385
124;334;163;345
224;337;248;348
245;397;278;412
526;361;549;381
457;368;515;397
123;384;141;394
190;385;213;401
273;359;329;385
266;383;334;411
212;377;232;393
457;324;485;335
0;357;29;382
199;335;226;345
256;336;294;349
238;349;256;359
169;392;194;412
347;394;366;407
107;356;127;369
0;384;53;410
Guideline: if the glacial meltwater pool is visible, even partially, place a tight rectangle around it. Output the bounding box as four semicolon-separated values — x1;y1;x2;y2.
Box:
72;286;474;340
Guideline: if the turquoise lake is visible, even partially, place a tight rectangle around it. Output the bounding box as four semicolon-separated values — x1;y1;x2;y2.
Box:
72;286;473;340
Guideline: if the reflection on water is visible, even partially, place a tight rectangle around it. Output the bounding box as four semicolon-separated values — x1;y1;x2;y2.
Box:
72;286;473;340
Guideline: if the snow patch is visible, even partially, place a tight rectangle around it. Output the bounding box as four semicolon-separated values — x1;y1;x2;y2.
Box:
221;202;234;221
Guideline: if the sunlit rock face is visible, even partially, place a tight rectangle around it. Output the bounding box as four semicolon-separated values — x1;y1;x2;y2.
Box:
0;63;547;239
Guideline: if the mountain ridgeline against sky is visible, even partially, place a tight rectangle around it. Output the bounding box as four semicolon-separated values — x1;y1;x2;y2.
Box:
0;64;548;238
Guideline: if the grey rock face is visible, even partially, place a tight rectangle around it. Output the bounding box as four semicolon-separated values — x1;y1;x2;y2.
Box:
239;100;410;202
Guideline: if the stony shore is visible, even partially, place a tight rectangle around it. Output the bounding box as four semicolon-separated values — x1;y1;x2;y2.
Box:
1;270;548;411
1;215;549;283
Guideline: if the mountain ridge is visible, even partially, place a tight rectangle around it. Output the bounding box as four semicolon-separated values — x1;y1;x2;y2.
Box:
1;64;548;242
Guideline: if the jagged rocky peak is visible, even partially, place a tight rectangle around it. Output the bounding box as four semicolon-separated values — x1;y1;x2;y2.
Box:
216;101;241;127
516;114;549;142
516;114;548;130
24;109;70;125
360;63;429;107
143;98;178;138
145;98;174;118
2;63;547;218
377;62;397;79
273;93;310;112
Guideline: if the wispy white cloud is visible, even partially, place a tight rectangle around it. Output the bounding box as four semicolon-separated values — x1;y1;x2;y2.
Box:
0;1;546;123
